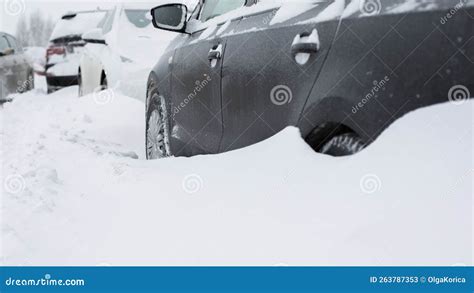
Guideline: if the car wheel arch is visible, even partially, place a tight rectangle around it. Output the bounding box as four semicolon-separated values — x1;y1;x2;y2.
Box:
304;121;363;153
299;95;368;153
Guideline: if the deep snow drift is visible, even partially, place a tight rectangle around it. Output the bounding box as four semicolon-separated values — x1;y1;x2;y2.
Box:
0;87;472;266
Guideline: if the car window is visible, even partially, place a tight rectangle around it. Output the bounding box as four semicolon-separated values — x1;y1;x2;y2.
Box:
102;7;116;34
0;36;10;52
5;35;19;53
199;0;246;22
97;10;110;29
124;9;150;28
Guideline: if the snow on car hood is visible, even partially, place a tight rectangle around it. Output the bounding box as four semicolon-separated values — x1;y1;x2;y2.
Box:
50;11;106;41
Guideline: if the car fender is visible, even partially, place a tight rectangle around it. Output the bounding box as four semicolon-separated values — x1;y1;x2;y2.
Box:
147;48;176;120
298;95;370;142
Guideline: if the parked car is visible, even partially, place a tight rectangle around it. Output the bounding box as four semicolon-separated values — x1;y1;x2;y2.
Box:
23;46;47;76
0;32;34;102
45;10;106;94
78;3;178;101
146;0;474;159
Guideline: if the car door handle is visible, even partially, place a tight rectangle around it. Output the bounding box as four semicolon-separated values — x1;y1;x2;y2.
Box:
208;44;223;60
291;29;320;55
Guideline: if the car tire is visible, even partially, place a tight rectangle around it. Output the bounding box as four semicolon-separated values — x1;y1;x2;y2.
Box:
78;69;83;97
320;133;366;156
100;73;107;91
146;83;171;160
26;72;34;91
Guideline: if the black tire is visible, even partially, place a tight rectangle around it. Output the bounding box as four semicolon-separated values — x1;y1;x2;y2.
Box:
26;72;34;91
100;73;108;91
78;69;83;97
320;133;366;156
145;79;171;160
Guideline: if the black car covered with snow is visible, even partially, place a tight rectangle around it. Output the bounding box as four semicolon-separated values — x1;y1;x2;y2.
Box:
145;0;473;159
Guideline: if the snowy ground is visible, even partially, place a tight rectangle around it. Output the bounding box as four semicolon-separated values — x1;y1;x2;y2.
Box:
0;82;472;266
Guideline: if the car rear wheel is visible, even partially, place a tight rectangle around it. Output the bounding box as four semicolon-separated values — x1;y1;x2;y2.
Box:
78;69;83;97
320;133;366;156
100;73;107;91
146;92;171;160
26;72;34;91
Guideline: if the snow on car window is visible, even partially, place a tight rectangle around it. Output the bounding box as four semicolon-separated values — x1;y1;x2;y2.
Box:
200;0;246;21
124;10;151;28
50;11;106;41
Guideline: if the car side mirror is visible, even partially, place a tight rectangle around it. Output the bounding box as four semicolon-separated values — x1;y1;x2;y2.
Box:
82;28;106;45
151;4;188;33
0;48;14;56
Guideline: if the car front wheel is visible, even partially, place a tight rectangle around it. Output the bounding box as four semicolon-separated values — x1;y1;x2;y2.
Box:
78;69;83;97
320;133;366;156
146;89;171;160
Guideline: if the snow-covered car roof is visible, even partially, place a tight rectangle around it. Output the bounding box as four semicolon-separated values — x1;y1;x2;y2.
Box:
49;10;107;42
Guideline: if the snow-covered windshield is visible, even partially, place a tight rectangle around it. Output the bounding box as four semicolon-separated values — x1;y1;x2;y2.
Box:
124;9;151;28
50;11;106;41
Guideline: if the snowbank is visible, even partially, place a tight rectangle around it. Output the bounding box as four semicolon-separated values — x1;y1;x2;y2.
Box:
0;88;472;266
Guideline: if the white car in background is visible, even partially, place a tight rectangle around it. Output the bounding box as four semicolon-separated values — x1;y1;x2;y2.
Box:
46;10;106;93
78;3;177;101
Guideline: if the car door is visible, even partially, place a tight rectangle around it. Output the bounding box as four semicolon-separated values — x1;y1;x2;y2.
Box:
5;35;29;89
170;0;247;156
220;0;344;152
82;7;117;94
0;34;18;97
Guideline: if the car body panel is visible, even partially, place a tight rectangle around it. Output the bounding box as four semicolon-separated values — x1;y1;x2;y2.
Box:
169;22;240;156
220;0;344;152
0;32;33;101
46;10;106;92
80;4;177;101
299;0;474;144
149;0;474;157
